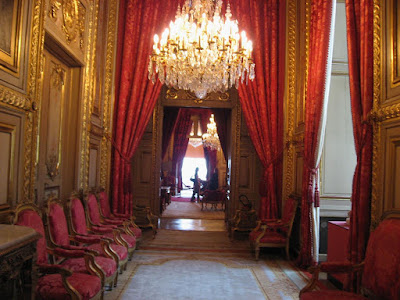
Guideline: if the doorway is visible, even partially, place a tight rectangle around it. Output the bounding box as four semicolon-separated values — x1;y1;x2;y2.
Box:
160;108;228;226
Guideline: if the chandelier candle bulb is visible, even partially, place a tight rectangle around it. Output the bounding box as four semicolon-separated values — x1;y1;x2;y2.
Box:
148;0;255;99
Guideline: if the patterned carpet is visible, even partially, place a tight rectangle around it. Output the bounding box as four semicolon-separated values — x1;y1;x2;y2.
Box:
161;201;225;219
104;229;310;300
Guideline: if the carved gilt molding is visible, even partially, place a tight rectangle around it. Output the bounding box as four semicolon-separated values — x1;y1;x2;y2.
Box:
371;0;383;229
79;1;98;191
284;0;299;200
100;0;118;189
24;0;46;202
369;103;400;122
166;88;230;104
0;87;31;110
61;0;79;44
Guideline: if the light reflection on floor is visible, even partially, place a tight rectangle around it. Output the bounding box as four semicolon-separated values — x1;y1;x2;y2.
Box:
159;218;226;232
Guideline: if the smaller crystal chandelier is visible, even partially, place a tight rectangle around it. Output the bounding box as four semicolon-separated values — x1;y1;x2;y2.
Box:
202;114;220;150
148;0;255;99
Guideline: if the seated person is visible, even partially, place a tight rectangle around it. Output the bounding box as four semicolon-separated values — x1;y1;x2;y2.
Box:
202;168;219;193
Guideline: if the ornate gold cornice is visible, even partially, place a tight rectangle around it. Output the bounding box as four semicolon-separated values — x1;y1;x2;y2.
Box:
100;0;118;189
371;0;382;229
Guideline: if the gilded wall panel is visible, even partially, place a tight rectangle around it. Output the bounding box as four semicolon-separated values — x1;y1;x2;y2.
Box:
383;0;400;103
45;0;88;64
371;0;400;227
0;108;24;220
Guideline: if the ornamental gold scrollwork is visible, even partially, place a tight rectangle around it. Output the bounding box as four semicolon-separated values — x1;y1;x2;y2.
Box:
368;103;400;122
166;88;229;102
48;0;61;20
46;153;59;180
51;64;64;89
78;3;86;50
62;0;79;44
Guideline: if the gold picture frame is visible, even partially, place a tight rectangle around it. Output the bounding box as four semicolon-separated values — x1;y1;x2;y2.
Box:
0;0;23;74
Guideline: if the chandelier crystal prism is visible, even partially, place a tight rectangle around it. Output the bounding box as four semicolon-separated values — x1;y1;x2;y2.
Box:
148;0;255;99
202;114;220;150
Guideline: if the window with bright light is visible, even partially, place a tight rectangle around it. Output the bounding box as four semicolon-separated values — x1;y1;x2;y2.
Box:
182;157;207;189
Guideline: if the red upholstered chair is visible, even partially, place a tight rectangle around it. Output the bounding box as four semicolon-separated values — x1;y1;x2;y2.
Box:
300;216;400;300
249;194;299;260
85;192;136;260
96;188;142;241
13;203;102;300
44;198;118;290
65;195;129;273
201;189;226;211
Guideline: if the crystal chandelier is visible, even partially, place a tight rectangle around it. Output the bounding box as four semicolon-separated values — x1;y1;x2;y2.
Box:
202;114;220;150
148;0;255;99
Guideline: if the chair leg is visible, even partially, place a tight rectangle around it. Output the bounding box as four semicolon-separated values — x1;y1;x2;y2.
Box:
114;272;118;287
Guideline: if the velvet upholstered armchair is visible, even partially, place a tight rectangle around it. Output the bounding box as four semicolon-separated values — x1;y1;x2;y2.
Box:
65;195;129;273
300;216;400;300
13;203;103;300
44;198;118;290
96;188;143;241
249;194;299;260
85;192;137;260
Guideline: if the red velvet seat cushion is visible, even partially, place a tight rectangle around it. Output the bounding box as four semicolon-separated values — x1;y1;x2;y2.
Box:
48;203;71;247
249;230;286;244
120;233;136;248
15;210;47;265
362;218;400;300
88;243;128;261
88;194;103;224
36;272;101;300
301;290;366;300
70;197;89;235
61;256;116;276
130;226;142;238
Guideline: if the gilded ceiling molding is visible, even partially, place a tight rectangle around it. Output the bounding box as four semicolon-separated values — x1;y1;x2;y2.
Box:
371;0;382;229
283;0;301;200
100;0;118;189
79;1;99;191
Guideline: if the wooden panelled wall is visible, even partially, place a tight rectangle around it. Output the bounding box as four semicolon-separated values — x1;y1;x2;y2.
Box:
0;0;118;221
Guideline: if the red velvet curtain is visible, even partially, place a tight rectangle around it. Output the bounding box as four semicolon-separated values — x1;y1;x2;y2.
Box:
213;108;229;162
112;0;183;214
297;0;333;268
172;109;193;192
162;107;180;159
230;0;285;220
345;0;373;266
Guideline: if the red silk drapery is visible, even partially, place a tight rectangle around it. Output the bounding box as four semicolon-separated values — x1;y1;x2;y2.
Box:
112;0;183;214
297;0;333;268
230;0;285;219
213;108;229;162
172;109;193;192
345;0;373;266
162;107;180;160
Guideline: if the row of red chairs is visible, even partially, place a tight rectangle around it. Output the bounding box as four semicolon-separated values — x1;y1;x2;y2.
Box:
11;189;142;299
